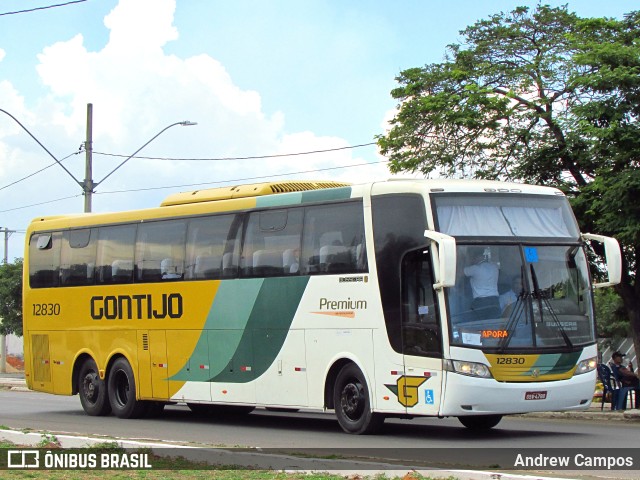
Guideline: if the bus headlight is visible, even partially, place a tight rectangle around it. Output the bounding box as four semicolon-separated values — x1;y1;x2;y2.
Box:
574;357;597;375
444;359;492;379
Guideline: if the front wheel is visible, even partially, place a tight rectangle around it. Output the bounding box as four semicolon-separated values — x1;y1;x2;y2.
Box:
107;357;148;419
78;358;111;416
333;363;384;434
458;414;503;430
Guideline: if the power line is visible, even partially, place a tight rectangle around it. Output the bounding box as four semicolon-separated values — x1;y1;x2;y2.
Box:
92;142;378;162
0;194;82;213
0;160;389;212
0;0;87;16
0;150;82;192
0;142;377;192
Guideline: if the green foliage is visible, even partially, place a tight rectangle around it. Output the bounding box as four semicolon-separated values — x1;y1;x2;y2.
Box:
377;5;640;350
594;288;629;341
378;5;594;189
0;258;23;336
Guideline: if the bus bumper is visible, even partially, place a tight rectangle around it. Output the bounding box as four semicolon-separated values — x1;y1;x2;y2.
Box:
440;370;596;416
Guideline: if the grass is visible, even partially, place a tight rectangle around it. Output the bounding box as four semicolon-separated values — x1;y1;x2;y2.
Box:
0;439;457;480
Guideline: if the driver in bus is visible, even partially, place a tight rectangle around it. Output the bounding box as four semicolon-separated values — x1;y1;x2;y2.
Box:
464;247;501;319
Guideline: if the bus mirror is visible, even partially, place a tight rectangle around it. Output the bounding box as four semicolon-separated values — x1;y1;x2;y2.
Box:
424;230;457;289
581;233;622;288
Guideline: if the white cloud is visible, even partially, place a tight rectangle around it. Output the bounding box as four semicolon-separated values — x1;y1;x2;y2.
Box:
25;0;366;191
0;0;392;262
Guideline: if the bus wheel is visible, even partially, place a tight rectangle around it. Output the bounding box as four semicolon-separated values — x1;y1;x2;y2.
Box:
78;359;111;416
458;415;502;430
107;358;148;419
333;363;384;434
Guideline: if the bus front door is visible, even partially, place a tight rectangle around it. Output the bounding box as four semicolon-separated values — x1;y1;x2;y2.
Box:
400;248;443;416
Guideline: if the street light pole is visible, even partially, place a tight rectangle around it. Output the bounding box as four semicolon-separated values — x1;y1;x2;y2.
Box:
0;227;14;374
1;106;196;213
0;108;83;188
92;120;197;190
83;103;94;213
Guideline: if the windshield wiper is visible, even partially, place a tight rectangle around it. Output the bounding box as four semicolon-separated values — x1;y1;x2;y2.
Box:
529;264;573;349
498;268;528;352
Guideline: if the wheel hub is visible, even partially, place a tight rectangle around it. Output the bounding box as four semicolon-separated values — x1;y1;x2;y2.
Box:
341;382;364;420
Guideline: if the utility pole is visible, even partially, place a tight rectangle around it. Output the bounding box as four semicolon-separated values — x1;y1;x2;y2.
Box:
0;227;15;374
83;103;94;213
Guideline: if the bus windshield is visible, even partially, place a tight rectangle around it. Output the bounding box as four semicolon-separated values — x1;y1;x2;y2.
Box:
447;244;594;351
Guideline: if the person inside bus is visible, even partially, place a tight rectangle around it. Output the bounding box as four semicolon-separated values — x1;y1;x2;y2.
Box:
500;275;523;314
464;247;500;320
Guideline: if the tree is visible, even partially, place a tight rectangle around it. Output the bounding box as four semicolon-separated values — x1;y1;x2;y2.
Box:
570;11;640;358
0;259;23;337
377;6;640;356
594;289;629;346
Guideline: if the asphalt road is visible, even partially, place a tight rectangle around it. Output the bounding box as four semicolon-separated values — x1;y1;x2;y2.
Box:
1;389;639;447
1;389;639;478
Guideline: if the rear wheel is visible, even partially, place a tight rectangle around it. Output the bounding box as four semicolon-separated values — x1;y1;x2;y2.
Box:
333;363;384;434
458;414;503;430
107;357;148;419
78;358;111;416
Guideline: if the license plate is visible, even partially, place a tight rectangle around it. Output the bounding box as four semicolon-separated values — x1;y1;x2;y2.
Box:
525;391;547;400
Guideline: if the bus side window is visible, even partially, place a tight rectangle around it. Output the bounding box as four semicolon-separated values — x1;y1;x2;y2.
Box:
301;202;367;275
240;209;302;278
60;229;97;286
29;232;62;288
96;225;137;284
135;220;187;282
185;214;237;280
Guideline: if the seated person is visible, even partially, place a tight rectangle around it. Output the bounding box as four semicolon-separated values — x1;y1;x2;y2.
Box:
500;276;523;314
610;351;640;388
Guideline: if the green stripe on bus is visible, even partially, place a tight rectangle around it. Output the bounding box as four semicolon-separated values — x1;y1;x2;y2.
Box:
255;187;353;208
528;351;581;376
171;276;309;383
546;351;581;375
171;279;264;381
209;276;309;382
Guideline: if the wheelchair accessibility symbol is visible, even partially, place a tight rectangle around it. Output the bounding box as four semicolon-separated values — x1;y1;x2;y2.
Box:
425;389;434;405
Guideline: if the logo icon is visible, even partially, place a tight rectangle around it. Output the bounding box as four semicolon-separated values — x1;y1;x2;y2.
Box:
8;450;40;469
385;376;429;407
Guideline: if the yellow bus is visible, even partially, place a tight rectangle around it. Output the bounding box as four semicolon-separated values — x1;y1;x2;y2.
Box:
23;179;621;433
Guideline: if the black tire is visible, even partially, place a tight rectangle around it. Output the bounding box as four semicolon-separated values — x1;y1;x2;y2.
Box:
458;414;503;430
333;363;384;434
107;357;148;419
78;358;111;416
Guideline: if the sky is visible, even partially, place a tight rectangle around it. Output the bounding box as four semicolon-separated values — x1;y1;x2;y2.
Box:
0;0;634;261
